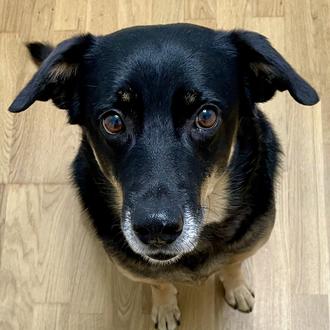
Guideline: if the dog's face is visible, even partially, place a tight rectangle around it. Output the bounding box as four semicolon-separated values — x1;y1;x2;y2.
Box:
9;24;318;264
80;26;240;263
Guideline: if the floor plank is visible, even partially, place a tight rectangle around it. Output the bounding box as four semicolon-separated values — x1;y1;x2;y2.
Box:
0;0;328;329
0;33;20;183
291;294;329;330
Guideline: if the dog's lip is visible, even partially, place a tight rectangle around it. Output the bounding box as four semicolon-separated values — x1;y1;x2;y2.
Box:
143;253;183;265
146;253;177;261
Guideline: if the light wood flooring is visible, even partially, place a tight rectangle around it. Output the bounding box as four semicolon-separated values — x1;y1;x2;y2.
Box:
0;0;329;329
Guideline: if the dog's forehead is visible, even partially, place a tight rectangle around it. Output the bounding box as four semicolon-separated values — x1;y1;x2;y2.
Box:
99;23;217;51
83;25;239;108
90;27;214;74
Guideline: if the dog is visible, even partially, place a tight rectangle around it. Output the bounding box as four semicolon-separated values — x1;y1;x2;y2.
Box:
9;23;319;330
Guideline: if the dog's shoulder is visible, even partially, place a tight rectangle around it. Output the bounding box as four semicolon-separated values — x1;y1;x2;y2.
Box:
218;107;281;247
228;107;281;216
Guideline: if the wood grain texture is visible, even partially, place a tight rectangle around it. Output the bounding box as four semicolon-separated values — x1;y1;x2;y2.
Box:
54;0;87;31
151;0;184;23
0;33;19;183
0;0;328;329
0;0;35;33
216;0;252;29
252;0;284;17
291;295;329;330
118;0;153;29
0;185;7;265
184;0;217;20
9;106;81;183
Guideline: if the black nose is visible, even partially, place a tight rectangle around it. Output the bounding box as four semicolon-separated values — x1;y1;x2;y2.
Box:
132;211;183;247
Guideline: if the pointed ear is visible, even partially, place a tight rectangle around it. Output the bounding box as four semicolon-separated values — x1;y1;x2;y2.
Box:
9;34;95;116
230;30;319;105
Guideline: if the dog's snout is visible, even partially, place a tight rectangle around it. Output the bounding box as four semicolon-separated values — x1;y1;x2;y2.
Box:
132;211;183;246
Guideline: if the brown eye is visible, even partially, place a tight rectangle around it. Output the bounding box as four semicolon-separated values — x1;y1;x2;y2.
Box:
102;112;125;134
195;106;218;129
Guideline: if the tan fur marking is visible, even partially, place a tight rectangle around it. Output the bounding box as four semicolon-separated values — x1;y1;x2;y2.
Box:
184;91;197;105
49;62;78;81
151;283;180;329
114;261;161;285
201;172;229;224
201;119;238;224
151;283;178;304
86;133;124;212
228;119;238;165
95;152;123;211
118;90;131;102
219;262;255;313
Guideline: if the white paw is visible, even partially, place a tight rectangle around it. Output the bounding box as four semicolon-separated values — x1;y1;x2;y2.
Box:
151;303;181;330
224;283;255;313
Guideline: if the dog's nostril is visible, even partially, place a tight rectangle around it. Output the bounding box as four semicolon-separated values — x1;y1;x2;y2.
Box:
132;225;151;245
162;217;183;235
158;220;183;245
133;225;149;237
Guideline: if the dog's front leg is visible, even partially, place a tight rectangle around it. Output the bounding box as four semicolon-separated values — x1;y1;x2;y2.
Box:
151;283;181;330
218;262;255;313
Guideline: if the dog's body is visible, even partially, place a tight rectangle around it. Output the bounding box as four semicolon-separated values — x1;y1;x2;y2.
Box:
9;24;318;329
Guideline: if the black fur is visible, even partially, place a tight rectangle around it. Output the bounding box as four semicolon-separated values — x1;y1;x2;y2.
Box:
9;24;318;281
26;42;53;65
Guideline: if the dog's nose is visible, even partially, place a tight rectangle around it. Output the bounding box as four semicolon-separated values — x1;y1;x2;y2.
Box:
133;212;183;246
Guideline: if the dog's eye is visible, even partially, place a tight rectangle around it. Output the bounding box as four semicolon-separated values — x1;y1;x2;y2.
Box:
195;105;218;129
102;112;125;134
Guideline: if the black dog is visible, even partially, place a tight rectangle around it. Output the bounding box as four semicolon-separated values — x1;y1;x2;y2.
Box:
9;24;318;330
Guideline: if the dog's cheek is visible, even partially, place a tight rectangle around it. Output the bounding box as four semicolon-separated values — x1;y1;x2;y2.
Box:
95;160;123;214
85;132;124;213
94;156;124;213
201;171;229;224
111;179;124;213
201;170;218;205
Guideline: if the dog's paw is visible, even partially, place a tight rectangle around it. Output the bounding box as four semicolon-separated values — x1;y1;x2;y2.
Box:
223;283;255;313
151;303;181;330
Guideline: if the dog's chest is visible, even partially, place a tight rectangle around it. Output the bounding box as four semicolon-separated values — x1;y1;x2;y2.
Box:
111;210;274;286
113;252;230;285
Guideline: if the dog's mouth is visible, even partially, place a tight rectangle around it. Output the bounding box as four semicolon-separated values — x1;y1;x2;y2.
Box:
143;253;183;265
148;253;177;260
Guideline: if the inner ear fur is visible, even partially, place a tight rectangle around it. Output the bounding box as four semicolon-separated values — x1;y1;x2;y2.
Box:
230;30;319;105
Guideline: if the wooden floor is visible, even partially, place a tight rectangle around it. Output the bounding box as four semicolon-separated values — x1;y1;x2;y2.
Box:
0;0;329;329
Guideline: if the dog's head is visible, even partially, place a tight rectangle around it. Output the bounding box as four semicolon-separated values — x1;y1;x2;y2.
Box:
9;24;318;264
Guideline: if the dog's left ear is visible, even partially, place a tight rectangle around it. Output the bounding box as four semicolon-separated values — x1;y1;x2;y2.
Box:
230;30;319;105
9;34;95;122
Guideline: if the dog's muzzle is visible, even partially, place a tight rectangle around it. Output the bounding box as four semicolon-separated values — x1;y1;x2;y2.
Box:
122;208;201;264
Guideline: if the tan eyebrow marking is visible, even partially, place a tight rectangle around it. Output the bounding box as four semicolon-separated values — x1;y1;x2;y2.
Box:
117;89;132;102
184;90;198;105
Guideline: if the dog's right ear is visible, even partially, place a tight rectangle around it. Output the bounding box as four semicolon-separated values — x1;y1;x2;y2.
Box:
9;34;95;121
